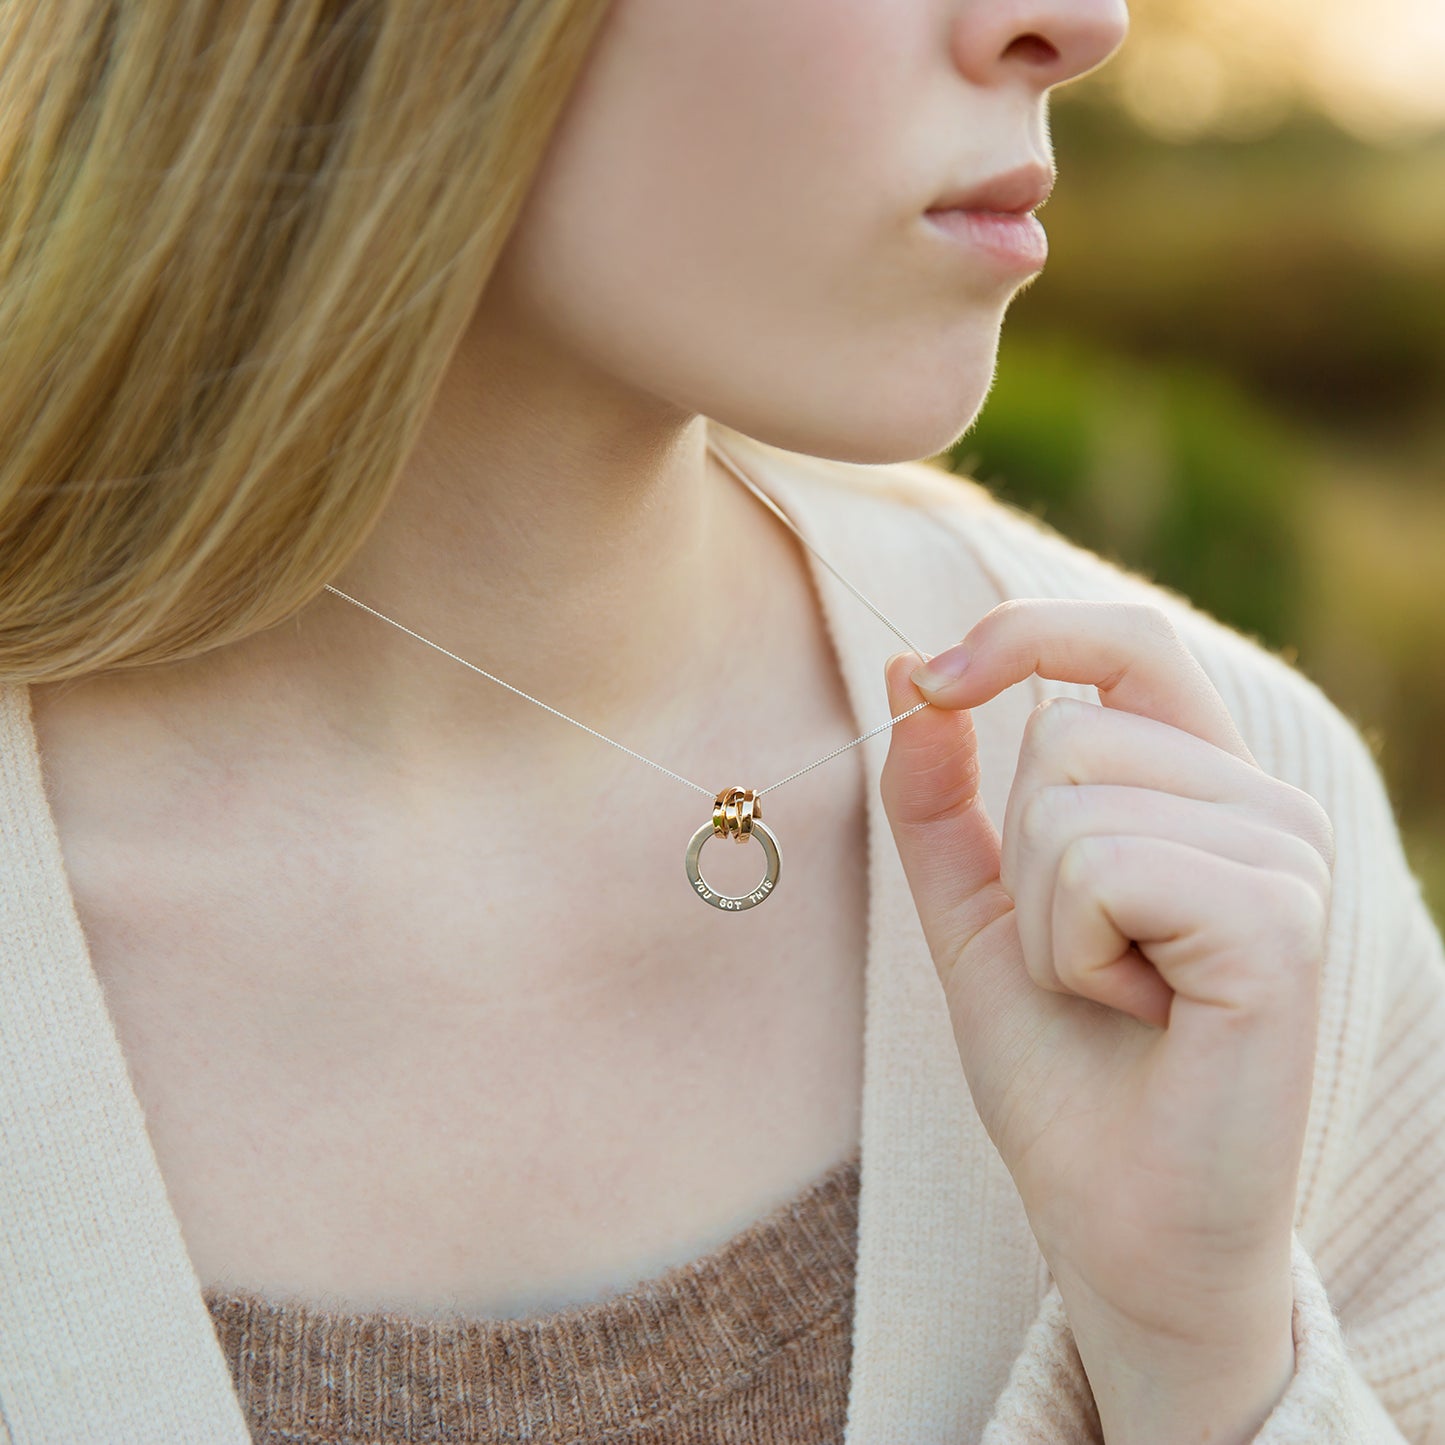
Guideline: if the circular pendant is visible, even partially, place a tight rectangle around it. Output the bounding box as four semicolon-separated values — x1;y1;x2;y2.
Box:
685;787;781;910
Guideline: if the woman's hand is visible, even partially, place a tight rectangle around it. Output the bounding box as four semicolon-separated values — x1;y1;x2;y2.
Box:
878;599;1335;1443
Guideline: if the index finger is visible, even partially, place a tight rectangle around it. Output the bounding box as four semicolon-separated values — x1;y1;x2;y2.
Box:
909;598;1258;766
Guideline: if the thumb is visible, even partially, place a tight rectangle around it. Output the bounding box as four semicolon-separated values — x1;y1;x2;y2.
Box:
879;652;1035;1062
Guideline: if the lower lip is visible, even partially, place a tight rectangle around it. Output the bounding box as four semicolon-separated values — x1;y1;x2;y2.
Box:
922;209;1048;271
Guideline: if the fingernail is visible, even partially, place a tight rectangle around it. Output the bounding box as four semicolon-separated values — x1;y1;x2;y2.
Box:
910;645;970;694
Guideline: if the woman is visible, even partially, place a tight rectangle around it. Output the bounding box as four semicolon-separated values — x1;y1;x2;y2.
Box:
1;2;1440;1442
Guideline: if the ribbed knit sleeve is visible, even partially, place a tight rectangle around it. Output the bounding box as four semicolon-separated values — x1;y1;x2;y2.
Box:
922;495;1445;1443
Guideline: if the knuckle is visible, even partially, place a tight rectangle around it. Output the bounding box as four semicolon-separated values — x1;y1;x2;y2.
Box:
1018;784;1077;854
1024;693;1089;752
1265;870;1330;964
1057;832;1113;891
1271;832;1335;907
1052;950;1096;997
1271;783;1337;874
1304;797;1337;872
1284;828;1335;900
977;597;1031;648
1129;601;1181;645
992;597;1033;623
1021;942;1059;992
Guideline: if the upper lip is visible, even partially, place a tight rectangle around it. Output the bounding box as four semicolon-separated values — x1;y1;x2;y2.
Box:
926;162;1054;215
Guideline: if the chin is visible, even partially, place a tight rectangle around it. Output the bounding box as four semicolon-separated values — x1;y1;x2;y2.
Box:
733;380;999;471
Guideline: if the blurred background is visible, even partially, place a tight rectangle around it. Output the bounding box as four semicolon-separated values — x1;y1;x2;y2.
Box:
932;0;1445;929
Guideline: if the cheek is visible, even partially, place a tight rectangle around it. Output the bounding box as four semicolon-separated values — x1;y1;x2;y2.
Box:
492;0;1008;454
516;2;887;275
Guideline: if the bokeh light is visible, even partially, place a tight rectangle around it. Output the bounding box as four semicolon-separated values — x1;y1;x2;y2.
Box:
1097;0;1445;144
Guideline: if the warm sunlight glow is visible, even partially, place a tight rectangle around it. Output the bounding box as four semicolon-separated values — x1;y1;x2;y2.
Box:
1096;0;1445;143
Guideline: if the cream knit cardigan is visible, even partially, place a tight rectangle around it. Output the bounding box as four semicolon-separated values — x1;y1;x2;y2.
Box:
2;425;1443;1443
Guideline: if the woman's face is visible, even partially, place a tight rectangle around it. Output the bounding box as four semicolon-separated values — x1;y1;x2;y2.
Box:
488;0;1129;463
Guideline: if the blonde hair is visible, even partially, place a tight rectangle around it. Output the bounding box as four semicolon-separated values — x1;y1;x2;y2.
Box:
0;0;614;683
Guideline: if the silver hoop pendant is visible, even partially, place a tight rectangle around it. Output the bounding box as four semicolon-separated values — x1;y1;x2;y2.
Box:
685;787;781;910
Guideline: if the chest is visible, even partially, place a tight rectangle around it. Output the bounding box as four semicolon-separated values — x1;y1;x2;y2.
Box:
53;740;869;1323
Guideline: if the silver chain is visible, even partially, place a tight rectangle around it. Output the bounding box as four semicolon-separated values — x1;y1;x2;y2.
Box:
322;436;935;801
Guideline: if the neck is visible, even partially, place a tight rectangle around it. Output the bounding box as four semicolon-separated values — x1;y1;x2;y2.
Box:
78;260;857;810
307;414;748;769
137;333;811;792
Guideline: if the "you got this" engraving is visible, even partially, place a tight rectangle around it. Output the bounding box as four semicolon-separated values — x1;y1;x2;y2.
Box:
684;815;782;912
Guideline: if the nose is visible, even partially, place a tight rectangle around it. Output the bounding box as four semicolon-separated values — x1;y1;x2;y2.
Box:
949;0;1130;93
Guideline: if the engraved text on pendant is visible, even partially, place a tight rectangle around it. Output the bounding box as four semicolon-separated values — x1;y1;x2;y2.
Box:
684;818;782;910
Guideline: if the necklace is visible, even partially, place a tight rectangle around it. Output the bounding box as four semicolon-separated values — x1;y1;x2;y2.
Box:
323;436;935;912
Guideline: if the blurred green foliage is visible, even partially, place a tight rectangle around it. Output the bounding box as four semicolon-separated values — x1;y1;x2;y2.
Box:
950;336;1307;652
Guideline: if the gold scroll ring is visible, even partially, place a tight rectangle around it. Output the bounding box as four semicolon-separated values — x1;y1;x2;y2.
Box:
684;786;782;911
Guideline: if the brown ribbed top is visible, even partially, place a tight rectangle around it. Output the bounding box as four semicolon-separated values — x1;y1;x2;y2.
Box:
202;1147;860;1443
